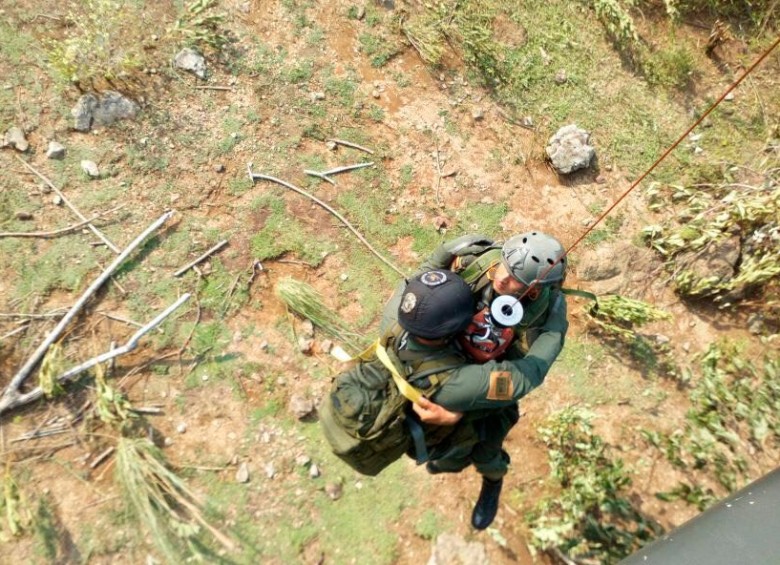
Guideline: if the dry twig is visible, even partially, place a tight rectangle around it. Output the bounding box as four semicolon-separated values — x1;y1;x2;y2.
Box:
327;138;375;154
0;205;124;239
14;155;121;253
0;212;176;413
173;239;228;277
0;293;191;415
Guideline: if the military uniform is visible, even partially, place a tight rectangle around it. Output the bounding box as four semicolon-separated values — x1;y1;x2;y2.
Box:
379;234;568;480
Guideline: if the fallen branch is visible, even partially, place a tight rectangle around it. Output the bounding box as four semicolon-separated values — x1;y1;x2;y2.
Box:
321;162;374;176
0;211;175;409
247;164;405;277
194;85;234;91
303;169;336;185
0;323;29;342
14;155;121;253
0;293;191;416
0;205;124;239
89;446;115;469
173;239;228;277
327;138;375;154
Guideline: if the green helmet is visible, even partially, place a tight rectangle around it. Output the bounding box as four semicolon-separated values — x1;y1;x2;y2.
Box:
501;232;566;287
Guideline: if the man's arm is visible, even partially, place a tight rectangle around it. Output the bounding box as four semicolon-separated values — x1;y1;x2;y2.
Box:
412;396;463;425
432;294;568;411
419;233;494;271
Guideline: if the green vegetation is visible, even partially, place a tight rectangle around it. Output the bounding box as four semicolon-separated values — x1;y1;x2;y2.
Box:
644;342;780;504
527;407;662;564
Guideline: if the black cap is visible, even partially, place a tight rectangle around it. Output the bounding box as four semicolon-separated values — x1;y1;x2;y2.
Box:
398;270;475;339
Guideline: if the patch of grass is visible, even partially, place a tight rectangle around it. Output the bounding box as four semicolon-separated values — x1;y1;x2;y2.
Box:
358;32;399;68
325;75;359;107
249;193;335;265
454;201;509;235
284;59;314;84
415;510;448;540
643;42;696;89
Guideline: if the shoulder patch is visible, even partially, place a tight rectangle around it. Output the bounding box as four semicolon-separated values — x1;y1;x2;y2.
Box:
486;371;514;401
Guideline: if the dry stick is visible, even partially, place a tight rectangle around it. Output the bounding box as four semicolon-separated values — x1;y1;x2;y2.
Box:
0;205;125;239
0;323;29;342
320;162;374;176
434;138;443;206
98;311;144;329
247;165;406;278
14;155;121;253
173;239;229;277
1;211;175;404
327;138;375;155
194;85;234;91
0;293;191;415
0;311;65;319
303;169;336;185
89;446;115;469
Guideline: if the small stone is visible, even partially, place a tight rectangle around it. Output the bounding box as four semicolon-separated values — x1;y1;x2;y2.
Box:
298;336;314;354
81;160;100;178
433;215;449;230
265;462;276;479
682;342;691;352
46;141;66;160
14;211;33;221
595;175;607;184
325;483;342;500
356;6;365;19
472;108;484;121
164;437;173;447
176;423;187;434
289;394;315;420
4;126;28;152
236;462;250;483
326;141;337;151
309;464;321;478
521;116;534;127
173;47;207;79
372;89;380;99
52;194;63;206
310;91;325;102
693;146;704;154
554;69;568;84
201;374;209;381
301;319;315;338
655;334;671;345
340;273;349;281
295;454;312;467
320;339;333;353
724;92;735;101
215;163;225;173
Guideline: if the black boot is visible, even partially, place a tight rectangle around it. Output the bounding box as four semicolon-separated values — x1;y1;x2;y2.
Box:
471;477;503;530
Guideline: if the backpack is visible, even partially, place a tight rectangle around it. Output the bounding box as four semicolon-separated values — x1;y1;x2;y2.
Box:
319;333;464;476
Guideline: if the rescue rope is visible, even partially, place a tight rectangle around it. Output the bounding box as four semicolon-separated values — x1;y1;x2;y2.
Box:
523;34;780;301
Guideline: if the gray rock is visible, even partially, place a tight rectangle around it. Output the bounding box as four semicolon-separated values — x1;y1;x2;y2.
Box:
297;336;314;354
264;462;276;479
300;319;315;338
545;124;596;174
472;108;484;121
81;160;100;178
46;141;66;160
72;92;139;131
554;69;568;84
309;463;320;478
295;454;312;467
289;394;315;420
428;533;488;565
174;47;207;79
4;127;28;152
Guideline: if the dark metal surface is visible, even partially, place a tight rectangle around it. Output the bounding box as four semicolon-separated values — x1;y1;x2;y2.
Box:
622;467;780;565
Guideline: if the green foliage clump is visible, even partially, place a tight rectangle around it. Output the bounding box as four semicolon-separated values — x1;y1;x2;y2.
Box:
589;294;671;340
527;407;662;564
172;0;231;53
45;0;148;88
1;470;32;541
645;342;780;506
643;160;780;305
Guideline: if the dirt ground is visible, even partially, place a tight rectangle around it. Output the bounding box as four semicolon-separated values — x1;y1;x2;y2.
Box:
1;1;778;564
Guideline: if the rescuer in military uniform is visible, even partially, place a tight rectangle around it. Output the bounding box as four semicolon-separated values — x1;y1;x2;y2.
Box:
386;259;569;530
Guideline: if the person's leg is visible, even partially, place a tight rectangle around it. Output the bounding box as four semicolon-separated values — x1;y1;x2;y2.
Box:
426;421;479;473
470;405;520;529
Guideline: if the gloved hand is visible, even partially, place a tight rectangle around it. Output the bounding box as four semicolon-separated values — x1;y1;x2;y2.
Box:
542;293;569;337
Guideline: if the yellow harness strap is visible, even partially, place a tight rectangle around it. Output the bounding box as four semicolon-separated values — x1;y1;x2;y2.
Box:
375;342;424;405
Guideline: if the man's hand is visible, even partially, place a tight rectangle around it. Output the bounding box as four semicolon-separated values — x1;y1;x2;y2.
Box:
413;397;463;425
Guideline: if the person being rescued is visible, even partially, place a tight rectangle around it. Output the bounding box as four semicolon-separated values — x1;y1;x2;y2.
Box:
322;251;568;529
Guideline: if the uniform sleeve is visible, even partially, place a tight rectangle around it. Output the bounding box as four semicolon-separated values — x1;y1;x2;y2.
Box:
431;296;568;411
419;233;494;271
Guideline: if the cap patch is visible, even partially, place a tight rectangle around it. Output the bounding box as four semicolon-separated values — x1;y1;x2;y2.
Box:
400;292;417;314
420;270;448;287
